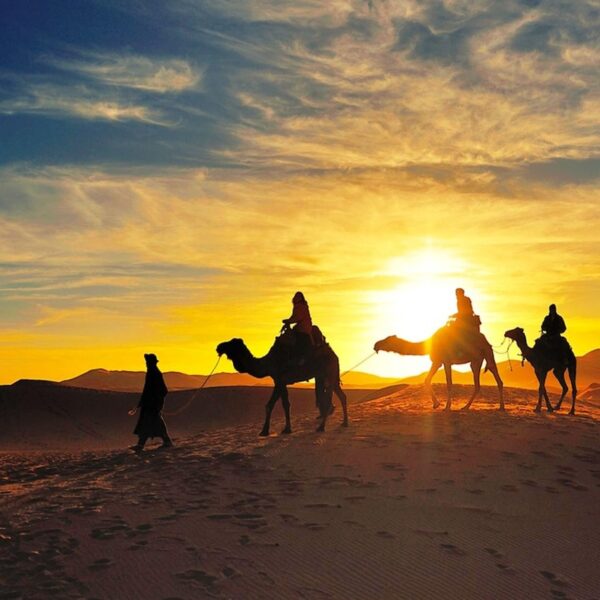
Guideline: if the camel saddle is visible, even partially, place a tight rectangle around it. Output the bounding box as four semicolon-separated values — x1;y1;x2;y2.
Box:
534;334;572;363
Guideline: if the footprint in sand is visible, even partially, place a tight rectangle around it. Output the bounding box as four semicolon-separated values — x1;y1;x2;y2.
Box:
88;558;114;571
222;566;239;579
520;479;539;488
175;569;218;588
279;513;300;524
303;522;327;531
540;570;570;588
500;484;518;492
440;543;466;556
556;478;588;491
376;530;395;539
415;529;449;538
495;563;517;575
297;587;332;598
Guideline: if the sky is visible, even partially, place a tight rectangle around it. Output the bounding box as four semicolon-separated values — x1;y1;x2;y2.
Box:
1;0;599;383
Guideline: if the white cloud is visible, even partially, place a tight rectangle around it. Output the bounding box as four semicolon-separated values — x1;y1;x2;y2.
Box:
46;53;202;93
0;83;171;125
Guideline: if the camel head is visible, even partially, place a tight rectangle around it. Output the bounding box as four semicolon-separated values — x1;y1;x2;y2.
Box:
374;335;399;353
216;338;252;372
504;327;525;343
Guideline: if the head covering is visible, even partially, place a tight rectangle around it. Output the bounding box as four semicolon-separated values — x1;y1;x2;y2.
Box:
549;304;557;312
293;291;306;304
455;288;465;296
144;353;159;364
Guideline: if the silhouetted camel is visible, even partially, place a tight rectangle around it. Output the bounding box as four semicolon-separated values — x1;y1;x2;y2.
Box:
504;327;577;414
374;327;504;411
216;336;348;436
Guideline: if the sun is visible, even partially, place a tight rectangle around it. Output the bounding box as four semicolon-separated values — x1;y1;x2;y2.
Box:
369;249;475;342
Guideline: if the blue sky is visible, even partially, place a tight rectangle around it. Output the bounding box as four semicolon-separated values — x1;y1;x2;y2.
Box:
1;0;599;381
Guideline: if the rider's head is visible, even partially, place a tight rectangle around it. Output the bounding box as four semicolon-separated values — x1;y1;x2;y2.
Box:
144;353;159;366
455;288;465;297
549;303;557;314
293;291;306;304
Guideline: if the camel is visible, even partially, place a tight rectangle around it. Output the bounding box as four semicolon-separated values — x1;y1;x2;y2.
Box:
374;325;504;411
504;327;577;414
216;330;348;436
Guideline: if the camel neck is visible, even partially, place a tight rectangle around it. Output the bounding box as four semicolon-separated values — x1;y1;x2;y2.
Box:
515;334;533;360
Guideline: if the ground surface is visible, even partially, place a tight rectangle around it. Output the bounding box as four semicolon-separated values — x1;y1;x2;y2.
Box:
1;385;598;599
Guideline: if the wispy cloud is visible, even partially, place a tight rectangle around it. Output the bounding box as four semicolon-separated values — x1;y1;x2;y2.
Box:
45;52;202;93
0;81;171;125
0;50;200;125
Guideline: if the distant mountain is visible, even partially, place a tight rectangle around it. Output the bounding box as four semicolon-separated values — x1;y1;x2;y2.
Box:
59;369;402;392
396;348;600;390
60;369;262;392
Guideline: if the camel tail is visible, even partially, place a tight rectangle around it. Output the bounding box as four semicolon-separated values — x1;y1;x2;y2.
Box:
483;340;497;373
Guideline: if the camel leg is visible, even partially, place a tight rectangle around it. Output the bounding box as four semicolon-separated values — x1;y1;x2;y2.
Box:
538;371;553;413
443;362;453;411
316;385;333;432
482;349;505;410
424;362;442;409
280;386;292;434
462;359;482;410
335;384;349;427
534;370;544;412
260;385;281;436
568;361;577;415
552;368;568;411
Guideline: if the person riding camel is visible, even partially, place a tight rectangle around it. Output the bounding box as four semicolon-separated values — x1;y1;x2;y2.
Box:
539;304;568;359
453;288;481;331
282;291;314;364
541;304;566;337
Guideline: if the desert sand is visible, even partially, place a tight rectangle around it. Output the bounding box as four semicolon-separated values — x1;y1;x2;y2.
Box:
1;383;599;599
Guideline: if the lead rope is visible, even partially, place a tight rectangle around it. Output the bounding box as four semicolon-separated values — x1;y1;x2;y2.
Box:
340;351;377;378
163;354;222;416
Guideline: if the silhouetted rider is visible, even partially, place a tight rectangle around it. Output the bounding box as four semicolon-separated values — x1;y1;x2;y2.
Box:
456;288;474;318
453;288;481;332
541;304;566;337
282;291;313;364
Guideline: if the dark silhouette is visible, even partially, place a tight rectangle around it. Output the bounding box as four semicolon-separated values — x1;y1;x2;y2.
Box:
282;291;313;364
129;353;173;451
541;303;567;337
374;327;504;411
504;327;577;414
216;328;348;436
452;288;482;332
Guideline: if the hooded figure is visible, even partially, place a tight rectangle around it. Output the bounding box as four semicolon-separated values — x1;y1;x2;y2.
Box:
130;353;173;452
282;291;314;362
541;304;566;337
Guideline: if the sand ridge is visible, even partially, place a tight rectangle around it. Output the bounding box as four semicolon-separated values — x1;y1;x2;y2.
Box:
1;384;599;599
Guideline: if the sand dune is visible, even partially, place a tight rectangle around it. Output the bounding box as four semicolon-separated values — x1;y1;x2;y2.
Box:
1;383;598;599
0;381;374;450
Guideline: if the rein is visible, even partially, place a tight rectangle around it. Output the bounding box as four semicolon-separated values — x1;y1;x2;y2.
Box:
163;354;222;417
341;351;377;377
492;337;515;371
